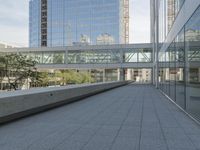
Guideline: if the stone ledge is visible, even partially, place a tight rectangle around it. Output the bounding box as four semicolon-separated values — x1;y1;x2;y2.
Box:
0;81;130;124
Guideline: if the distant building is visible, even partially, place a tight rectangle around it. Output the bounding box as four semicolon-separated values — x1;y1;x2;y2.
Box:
126;69;151;83
0;42;14;48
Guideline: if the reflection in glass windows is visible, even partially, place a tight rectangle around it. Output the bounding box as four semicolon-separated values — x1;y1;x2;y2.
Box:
124;49;152;63
29;0;125;47
67;50;121;64
29;0;41;47
158;0;185;44
27;52;65;64
175;28;185;108
169;42;176;101
185;6;200;120
125;68;152;83
158;5;200;121
6;47;153;65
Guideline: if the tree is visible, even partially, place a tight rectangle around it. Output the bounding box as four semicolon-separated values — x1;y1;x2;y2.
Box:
55;70;94;85
0;53;39;90
0;55;5;86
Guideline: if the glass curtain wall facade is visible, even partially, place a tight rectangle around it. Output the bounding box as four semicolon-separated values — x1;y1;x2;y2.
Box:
158;0;185;44
29;0;126;47
29;0;41;47
125;69;152;83
153;0;200;121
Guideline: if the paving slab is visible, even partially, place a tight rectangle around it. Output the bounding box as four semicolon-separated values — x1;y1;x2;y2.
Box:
0;84;200;150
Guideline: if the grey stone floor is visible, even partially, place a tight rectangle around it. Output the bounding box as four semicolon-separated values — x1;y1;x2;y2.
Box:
0;84;200;150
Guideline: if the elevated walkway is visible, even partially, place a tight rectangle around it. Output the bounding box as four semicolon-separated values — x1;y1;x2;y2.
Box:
1;84;200;150
0;43;153;69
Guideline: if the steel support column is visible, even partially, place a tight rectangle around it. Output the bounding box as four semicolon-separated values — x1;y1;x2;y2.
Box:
155;0;159;89
118;68;125;81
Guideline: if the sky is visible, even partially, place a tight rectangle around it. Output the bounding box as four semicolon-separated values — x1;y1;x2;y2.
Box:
0;0;150;47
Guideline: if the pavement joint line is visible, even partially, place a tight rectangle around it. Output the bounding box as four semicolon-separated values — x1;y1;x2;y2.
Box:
108;95;137;150
79;95;128;150
158;89;200;150
51;91;122;150
159;89;200;126
26;95;117;150
138;90;144;150
151;88;170;150
1;85;200;150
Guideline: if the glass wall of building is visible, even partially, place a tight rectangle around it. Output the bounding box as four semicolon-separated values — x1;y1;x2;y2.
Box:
29;0;124;47
124;48;152;63
25;51;66;64
90;69;118;82
185;6;200;120
8;47;152;65
159;5;200;121
158;0;185;44
29;0;41;47
67;50;121;64
175;28;185;108
125;68;152;83
169;42;176;101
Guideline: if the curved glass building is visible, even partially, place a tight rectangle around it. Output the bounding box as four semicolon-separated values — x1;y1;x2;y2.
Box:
29;0;129;47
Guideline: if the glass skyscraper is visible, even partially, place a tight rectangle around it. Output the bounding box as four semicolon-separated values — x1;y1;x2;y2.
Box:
29;0;129;47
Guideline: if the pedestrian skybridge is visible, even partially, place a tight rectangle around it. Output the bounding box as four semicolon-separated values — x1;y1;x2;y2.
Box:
0;43;153;69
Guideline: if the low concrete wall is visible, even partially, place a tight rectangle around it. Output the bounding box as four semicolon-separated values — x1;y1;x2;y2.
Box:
0;81;129;124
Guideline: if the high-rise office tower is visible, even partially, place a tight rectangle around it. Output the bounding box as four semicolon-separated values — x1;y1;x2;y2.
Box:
29;0;129;47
